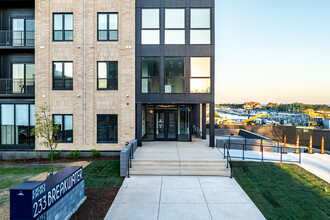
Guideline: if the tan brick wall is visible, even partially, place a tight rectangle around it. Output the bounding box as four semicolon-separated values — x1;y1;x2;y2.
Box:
35;0;135;151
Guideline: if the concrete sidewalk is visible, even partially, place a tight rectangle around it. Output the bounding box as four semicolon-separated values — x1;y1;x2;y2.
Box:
219;148;330;183
104;176;265;220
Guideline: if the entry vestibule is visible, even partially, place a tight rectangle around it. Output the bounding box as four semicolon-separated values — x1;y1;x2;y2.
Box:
142;105;191;142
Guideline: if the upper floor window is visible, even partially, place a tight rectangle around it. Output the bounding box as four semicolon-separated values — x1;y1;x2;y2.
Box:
53;62;73;90
54;114;73;143
165;58;185;93
142;57;160;93
190;9;211;44
53;13;73;41
12;18;35;46
97;61;118;90
98;13;118;41
190;57;211;93
141;9;160;44
165;9;185;44
12;63;35;94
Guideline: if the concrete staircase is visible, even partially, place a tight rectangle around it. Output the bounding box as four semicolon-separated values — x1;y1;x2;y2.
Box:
129;159;231;176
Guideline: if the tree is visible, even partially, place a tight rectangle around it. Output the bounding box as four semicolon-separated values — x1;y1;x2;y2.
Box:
31;103;60;175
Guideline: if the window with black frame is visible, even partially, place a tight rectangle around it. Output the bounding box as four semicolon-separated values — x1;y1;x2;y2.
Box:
97;115;118;143
165;58;185;93
97;61;118;90
53;62;73;90
53;13;73;41
97;13;118;41
53;114;73;143
190;9;211;44
141;57;160;93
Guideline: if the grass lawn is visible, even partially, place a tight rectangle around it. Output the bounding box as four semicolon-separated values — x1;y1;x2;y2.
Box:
0;165;64;207
233;161;330;220
83;160;124;188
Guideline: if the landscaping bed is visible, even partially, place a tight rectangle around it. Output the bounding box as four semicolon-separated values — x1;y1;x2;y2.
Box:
71;160;124;220
232;161;330;219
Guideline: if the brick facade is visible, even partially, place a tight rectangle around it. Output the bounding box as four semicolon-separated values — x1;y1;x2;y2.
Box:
35;0;136;151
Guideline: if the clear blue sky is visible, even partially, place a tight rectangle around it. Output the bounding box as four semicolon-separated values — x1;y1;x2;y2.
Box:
215;0;330;105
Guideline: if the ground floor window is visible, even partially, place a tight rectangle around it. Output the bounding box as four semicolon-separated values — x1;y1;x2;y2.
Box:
97;114;118;143
53;114;73;143
0;104;35;145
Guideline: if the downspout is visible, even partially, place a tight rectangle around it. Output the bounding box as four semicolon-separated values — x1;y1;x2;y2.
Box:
83;0;86;145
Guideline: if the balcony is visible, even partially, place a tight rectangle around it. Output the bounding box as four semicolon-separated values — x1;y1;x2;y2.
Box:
0;78;35;97
0;30;35;48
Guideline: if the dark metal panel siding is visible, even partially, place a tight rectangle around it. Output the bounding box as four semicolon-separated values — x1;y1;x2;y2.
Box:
0;8;34;30
0;53;34;78
136;0;215;105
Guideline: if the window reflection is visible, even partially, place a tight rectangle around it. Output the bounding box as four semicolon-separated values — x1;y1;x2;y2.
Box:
190;57;211;93
141;9;160;44
142;58;160;93
190;9;211;44
165;58;185;93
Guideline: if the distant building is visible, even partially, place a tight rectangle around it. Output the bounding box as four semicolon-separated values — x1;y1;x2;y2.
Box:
244;102;262;110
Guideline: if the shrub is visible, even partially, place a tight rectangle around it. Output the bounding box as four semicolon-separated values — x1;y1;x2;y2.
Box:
9;153;16;162
68;150;80;159
48;150;62;161
91;149;101;159
34;150;42;160
21;153;28;162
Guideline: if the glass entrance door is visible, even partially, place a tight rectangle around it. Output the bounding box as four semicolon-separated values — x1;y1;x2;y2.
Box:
155;111;177;141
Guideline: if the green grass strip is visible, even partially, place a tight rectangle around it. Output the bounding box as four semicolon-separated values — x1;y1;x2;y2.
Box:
232;161;330;220
83;160;124;188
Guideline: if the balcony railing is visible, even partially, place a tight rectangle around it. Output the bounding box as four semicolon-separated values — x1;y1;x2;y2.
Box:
0;78;35;95
0;30;35;47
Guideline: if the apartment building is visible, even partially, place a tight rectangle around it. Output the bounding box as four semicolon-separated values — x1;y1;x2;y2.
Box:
0;0;214;151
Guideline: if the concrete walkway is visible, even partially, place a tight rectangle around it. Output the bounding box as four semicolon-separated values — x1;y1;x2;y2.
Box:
219;148;330;183
104;176;265;220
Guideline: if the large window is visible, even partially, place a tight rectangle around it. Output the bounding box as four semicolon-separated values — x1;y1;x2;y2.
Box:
53;13;73;41
165;9;185;44
97;62;118;90
190;57;211;93
142;58;160;93
54;115;73;143
141;9;160;44
165;58;185;93
190;9;211;44
53;62;73;90
12;63;35;94
12;18;35;46
0;104;35;145
98;13;118;41
97;115;118;143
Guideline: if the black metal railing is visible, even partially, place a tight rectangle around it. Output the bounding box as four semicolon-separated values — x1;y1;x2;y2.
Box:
0;30;35;47
0;78;35;95
221;137;302;164
124;140;138;178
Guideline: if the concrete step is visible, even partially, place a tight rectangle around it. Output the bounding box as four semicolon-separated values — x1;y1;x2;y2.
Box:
129;168;230;176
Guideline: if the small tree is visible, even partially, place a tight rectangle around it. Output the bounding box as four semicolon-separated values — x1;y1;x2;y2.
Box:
31;103;60;175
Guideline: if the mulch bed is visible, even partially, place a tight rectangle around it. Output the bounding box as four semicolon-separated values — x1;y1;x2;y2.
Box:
0;156;120;166
71;188;120;220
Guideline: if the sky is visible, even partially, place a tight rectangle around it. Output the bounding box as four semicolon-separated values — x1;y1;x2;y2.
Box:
215;0;330;105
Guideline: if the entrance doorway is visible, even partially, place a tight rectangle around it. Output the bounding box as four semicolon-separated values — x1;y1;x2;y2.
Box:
155;111;177;141
142;105;191;142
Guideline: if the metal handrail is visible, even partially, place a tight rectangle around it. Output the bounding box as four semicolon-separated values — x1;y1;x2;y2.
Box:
0;30;35;47
0;78;35;95
224;137;302;164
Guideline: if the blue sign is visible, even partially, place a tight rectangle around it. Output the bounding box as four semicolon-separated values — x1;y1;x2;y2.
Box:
10;166;83;220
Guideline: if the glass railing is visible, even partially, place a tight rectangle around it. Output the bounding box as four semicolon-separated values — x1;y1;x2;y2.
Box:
0;30;35;47
0;78;35;95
